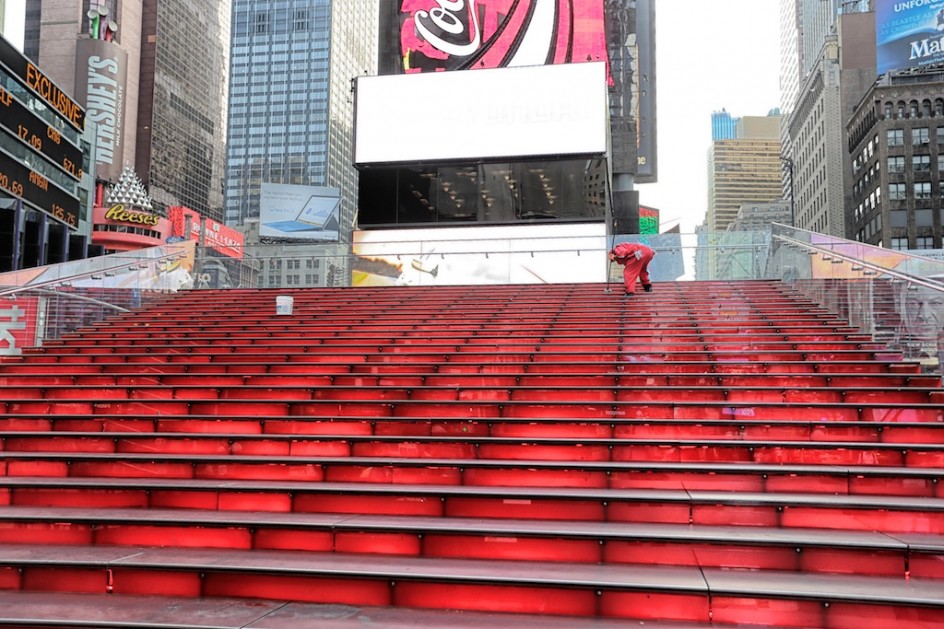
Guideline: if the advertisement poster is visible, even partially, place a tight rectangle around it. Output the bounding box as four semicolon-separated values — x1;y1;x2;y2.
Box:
388;0;610;76
353;223;606;286
259;183;341;242
73;38;128;182
168;206;245;259
876;0;944;74
0;296;41;356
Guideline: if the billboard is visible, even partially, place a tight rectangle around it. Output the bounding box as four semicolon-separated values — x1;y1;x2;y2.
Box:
639;205;659;235
74;38;128;182
876;0;944;74
259;183;341;242
168;206;245;260
354;62;608;164
377;0;656;182
0;34;84;131
353;222;606;286
634;0;656;182
384;0;610;75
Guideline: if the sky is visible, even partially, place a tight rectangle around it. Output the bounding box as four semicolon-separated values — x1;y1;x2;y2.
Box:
2;0;26;48
636;0;782;233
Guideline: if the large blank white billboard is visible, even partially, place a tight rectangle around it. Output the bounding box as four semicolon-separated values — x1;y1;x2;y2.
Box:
354;62;608;165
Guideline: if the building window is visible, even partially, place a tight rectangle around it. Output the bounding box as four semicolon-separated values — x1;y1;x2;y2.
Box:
915;182;932;198
913;155;931;171
294;9;310;31
889;183;907;200
891;237;909;250
888;156;905;173
887;129;904;146
255;11;269;34
937;127;944;145
916;236;934;249
912;127;930;145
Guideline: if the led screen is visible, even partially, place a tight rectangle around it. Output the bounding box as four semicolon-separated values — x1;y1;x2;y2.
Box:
354;61;608;164
352;222;606;285
392;0;610;75
376;0;655;182
639;205;659;235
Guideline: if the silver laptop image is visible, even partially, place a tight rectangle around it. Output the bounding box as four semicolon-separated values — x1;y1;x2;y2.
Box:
264;194;341;232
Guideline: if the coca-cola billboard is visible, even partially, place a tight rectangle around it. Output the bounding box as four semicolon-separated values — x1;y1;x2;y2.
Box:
378;0;656;182
382;0;610;75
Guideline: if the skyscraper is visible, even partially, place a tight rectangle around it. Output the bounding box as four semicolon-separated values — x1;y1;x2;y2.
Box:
779;0;874;238
707;114;783;233
779;0;846;131
224;0;378;238
711;110;738;141
137;0;230;219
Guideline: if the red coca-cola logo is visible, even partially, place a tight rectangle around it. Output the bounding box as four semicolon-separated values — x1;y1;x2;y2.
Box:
412;0;481;57
399;0;610;74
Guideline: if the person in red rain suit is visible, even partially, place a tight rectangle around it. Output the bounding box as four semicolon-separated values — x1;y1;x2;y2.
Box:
609;242;655;296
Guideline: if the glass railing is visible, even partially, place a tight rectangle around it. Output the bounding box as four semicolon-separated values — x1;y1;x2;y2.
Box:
187;225;775;290
771;224;944;375
2;223;943;378
0;241;194;355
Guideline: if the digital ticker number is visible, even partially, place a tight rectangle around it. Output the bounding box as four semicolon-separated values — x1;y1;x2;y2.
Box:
50;204;73;225
0;171;25;197
62;156;83;179
0;156;79;228
0;84;83;182
18;124;43;151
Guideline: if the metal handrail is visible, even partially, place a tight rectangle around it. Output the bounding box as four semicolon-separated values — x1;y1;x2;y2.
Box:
773;233;944;293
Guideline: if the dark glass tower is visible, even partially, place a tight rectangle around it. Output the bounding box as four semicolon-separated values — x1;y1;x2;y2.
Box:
137;0;231;220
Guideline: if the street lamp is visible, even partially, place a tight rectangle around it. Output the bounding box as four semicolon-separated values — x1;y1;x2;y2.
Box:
780;156;795;227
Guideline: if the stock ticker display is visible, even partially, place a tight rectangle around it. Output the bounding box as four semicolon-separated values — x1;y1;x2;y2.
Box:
0;35;84;229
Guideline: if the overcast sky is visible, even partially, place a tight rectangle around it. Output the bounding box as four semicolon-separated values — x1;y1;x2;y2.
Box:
2;0;26;48
636;0;781;233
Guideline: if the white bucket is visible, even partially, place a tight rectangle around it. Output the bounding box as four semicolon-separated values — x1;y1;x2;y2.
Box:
275;295;294;315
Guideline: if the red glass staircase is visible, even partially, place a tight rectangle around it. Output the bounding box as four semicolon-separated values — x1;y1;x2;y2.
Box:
0;281;942;628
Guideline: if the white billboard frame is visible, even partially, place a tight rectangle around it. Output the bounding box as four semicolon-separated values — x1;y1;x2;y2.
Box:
354;62;609;165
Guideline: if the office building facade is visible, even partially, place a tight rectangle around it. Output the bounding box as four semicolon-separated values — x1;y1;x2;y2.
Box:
848;66;944;250
780;0;874;238
224;0;378;240
137;0;230;219
707;114;783;233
